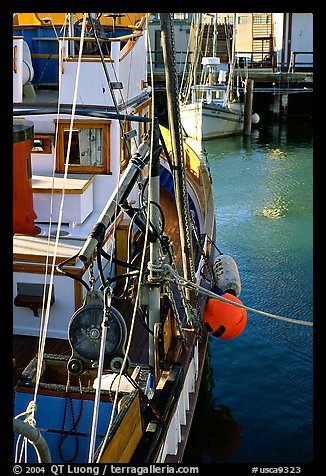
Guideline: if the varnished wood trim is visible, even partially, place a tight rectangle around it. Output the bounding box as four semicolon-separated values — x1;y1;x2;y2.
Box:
14;215;122;267
31;53;59;59
120;33;143;61
32;134;52;154
32;175;95;194
13;240;79;265
55;119;110;175
63;56;113;63
102;212;124;247
133;98;152;115
58;33;142;43
13;262;85;276
74;280;84;310
97;391;143;463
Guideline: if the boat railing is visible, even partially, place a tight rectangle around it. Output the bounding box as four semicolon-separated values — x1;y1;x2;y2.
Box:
57;32;143;60
160;126;202;181
13;23;145;97
191;84;227;91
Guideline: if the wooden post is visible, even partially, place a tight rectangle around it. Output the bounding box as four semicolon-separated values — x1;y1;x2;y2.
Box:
270;94;280;116
280;93;289;117
243;79;254;136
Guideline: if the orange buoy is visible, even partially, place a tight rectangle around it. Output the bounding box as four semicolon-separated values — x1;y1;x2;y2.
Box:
203;293;247;340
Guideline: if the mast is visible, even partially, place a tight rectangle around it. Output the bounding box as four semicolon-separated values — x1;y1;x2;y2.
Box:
147;120;162;372
213;13;218;58
160;13;199;321
193;13;202;90
183;13;201;105
229;13;237;102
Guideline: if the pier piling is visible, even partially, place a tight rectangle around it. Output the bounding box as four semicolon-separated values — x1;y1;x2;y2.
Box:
243;79;254;136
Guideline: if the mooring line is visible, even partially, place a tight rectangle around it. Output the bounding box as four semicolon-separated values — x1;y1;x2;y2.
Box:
164;265;313;327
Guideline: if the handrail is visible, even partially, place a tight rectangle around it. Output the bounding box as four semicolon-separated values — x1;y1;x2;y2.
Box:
289;51;313;72
57;33;142;43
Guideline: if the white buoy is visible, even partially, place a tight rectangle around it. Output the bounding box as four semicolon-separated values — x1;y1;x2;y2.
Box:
252;112;260;124
213;254;242;297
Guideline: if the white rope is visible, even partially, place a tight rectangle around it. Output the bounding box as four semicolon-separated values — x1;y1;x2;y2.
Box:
14;397;38;462
94;16;156;463
35;14;69;404
36;11;88;396
14;16;89;463
163;264;313;327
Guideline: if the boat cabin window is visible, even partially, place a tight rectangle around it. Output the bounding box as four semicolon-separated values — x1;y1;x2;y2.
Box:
56;120;110;174
212;90;224;101
31;135;52;154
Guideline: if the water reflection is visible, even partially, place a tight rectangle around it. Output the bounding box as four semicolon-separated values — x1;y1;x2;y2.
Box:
183;351;241;463
184;116;312;464
260;194;289;219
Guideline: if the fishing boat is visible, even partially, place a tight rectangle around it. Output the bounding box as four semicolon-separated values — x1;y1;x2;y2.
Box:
13;12;246;464
179;14;259;140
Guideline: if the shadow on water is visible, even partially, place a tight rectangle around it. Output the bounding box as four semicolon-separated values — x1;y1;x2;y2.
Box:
254;116;313;146
183;347;242;463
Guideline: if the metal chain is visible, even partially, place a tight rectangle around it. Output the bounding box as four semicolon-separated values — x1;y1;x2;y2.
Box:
163;264;313;328
163;14;201;326
89;260;95;291
168;257;198;327
164;288;186;341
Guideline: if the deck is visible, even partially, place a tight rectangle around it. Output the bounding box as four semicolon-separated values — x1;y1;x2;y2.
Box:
13;187;183;384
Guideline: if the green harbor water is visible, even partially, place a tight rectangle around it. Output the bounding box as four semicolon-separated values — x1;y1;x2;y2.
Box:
183;117;313;465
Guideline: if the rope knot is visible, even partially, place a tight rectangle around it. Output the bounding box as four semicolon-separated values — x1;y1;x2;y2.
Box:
24;400;37;427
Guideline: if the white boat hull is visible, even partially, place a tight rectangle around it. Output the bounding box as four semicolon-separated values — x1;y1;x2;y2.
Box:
180;102;244;140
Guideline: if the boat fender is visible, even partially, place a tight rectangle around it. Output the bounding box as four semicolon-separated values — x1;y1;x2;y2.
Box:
203;293;247;340
251;112;260;124
213;254;241;297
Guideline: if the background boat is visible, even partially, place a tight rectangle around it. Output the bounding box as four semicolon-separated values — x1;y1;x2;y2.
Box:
179;13;259;140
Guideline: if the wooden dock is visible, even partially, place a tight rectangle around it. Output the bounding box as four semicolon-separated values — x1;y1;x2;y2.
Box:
151;67;313;118
152;68;313;88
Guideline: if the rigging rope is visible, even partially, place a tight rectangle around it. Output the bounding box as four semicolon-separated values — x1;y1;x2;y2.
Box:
88;14;133;161
35;14;69;403
94;16;157;462
14;13;89;463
